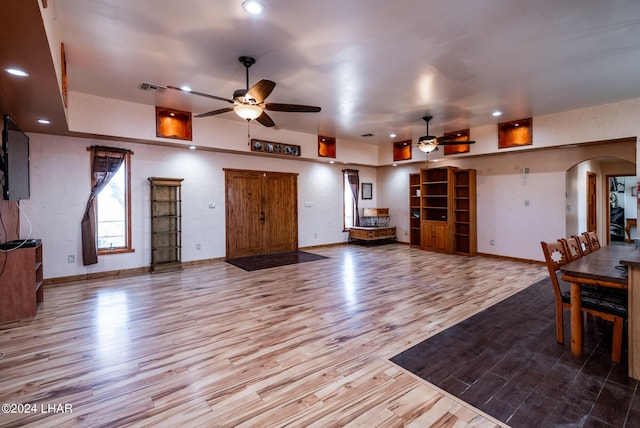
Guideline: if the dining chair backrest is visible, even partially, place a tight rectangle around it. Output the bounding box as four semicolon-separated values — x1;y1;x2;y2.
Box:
541;240;571;301
560;237;582;261
583;231;601;250
573;234;592;256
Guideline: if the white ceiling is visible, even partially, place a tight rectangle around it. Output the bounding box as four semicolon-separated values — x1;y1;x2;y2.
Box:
3;0;640;144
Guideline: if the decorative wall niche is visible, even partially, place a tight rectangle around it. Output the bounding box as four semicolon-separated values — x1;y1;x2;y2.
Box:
443;129;470;155
498;118;532;149
318;136;336;158
156;107;192;141
393;140;412;161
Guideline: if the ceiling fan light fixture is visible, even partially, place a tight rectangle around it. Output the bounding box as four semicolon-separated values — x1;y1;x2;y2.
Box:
418;140;438;153
234;104;263;120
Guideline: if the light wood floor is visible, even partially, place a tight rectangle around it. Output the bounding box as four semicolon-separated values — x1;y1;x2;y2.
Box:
0;244;547;427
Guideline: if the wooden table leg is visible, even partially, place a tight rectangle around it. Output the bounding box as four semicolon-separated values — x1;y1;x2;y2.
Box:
628;267;640;379
570;281;582;357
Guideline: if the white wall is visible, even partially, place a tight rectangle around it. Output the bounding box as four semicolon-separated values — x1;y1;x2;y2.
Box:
20;133;376;279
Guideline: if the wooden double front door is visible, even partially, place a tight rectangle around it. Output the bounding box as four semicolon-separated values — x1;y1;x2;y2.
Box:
225;169;298;259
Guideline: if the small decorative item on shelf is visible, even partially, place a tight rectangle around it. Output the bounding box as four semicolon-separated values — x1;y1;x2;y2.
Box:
250;139;301;156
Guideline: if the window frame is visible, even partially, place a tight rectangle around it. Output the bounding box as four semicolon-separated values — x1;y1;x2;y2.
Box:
343;171;355;231
93;151;134;255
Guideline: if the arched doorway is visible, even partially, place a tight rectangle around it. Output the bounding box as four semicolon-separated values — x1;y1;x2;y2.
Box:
566;157;636;245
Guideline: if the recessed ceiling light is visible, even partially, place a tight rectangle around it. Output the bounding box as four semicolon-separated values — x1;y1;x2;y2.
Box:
492;111;502;117
242;1;264;14
188;145;196;150
37;119;50;124
5;67;28;77
329;160;335;164
514;123;519;127
392;163;397;167
390;133;396;138
180;85;191;92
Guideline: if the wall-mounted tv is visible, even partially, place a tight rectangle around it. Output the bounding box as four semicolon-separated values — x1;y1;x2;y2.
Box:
1;114;30;200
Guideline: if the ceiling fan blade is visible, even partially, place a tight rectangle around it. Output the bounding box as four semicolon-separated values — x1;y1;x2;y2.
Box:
167;85;234;104
264;103;322;113
194;107;234;118
437;140;476;145
256;111;276;127
247;79;276;103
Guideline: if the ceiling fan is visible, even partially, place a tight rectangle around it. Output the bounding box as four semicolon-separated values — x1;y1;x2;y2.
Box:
416;115;476;153
167;56;321;127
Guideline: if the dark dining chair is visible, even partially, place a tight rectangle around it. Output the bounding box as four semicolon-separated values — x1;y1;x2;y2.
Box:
540;240;627;362
573;234;592;256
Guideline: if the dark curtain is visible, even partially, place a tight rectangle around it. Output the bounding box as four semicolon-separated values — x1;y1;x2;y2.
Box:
81;146;130;265
344;169;360;227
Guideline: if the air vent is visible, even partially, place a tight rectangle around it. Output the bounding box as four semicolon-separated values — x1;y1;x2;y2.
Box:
138;82;166;92
361;133;374;137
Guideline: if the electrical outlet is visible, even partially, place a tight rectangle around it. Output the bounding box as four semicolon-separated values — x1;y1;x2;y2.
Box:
196;243;201;250
490;240;495;246
208;202;216;209
67;255;75;263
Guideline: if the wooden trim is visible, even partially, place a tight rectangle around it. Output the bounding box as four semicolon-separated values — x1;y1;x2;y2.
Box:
477;252;544;265
43;257;225;287
222;168;299;177
97;247;135;256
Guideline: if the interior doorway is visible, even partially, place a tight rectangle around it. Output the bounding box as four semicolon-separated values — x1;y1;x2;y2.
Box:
224;169;299;259
566;156;635;245
608;175;636;243
587;172;597;234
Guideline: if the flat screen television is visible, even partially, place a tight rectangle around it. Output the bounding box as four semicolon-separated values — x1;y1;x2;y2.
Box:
1;114;30;200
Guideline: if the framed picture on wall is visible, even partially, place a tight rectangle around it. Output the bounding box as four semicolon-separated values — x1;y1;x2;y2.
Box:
361;183;372;200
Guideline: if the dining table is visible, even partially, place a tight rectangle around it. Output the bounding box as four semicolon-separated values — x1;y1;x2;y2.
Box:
561;243;640;380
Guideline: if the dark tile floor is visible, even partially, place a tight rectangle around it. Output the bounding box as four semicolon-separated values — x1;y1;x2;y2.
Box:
391;278;640;427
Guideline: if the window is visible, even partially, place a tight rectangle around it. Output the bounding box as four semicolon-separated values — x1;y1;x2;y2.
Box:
81;146;133;266
343;169;360;229
97;156;131;252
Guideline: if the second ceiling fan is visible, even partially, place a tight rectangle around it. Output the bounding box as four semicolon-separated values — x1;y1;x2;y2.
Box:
168;56;321;127
416;115;475;153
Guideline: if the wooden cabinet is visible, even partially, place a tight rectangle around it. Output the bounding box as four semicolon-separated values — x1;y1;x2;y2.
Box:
409;173;421;247
149;177;183;273
415;166;476;255
349;226;397;242
421;221;449;252
420;167;454;253
0;240;43;321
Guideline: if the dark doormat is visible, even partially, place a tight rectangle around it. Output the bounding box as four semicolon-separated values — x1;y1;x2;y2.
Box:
226;251;328;271
390;278;639;427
